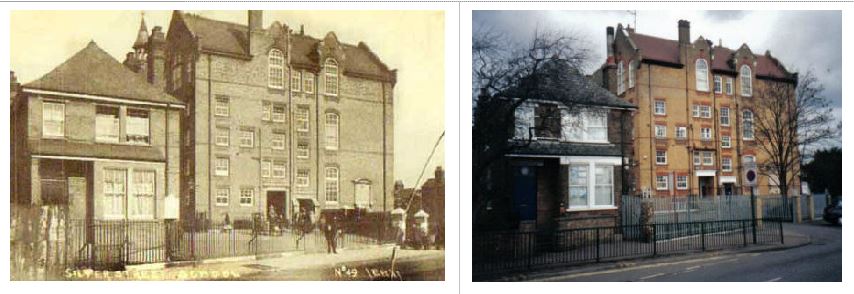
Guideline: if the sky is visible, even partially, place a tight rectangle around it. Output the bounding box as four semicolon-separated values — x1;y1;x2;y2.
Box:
474;10;842;149
11;10;445;187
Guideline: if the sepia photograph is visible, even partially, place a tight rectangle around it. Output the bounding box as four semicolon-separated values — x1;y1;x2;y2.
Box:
472;10;841;282
10;9;445;281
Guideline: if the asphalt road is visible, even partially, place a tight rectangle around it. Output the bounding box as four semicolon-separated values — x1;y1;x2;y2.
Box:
541;222;841;282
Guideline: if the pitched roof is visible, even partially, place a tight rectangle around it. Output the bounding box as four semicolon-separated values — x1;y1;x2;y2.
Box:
180;13;394;81
24;41;183;105
500;60;636;109
626;31;792;79
509;141;624;157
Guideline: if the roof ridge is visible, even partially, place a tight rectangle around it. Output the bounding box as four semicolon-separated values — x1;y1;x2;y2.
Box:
183;12;247;28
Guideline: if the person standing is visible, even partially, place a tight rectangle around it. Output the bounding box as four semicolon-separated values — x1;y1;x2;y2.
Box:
323;215;339;254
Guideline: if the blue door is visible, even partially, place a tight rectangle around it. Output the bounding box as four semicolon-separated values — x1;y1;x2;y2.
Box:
513;166;537;221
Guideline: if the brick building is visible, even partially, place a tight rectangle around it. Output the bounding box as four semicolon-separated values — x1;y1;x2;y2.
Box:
11;41;184;221
593;20;800;197
123;11;396;223
478;60;636;231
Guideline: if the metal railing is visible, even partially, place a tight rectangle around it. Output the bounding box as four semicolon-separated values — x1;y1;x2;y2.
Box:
473;219;784;279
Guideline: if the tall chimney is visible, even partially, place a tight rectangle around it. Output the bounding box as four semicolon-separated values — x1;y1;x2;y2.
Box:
248;10;264;55
606;26;615;65
147;26;167;88
249;10;263;32
678;20;691;45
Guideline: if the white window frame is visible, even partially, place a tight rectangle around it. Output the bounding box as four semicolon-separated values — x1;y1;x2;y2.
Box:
720;107;730;126
692;105;700;118
268;49;285;89
725;77;734;95
676;175;689;190
693;151;702;167
722;157;733;172
239;128;255;148
743;110;755;140
655;125;667;138
617;62;625;94
95;105;120;143
215;157;229;176
239;187;254;206
695;59;710;92
261;159;272;178
676;126;687;139
655;150;667;165
215;187;229;206
103;168;127;219
130;170;155;219
272;104;287;123
215;127;229;146
42;101;66;138
628;61;636;89
713;75;722;94
740;65;753;97
304;72;315;94
291;70;301;92
325;112;340;150
564;110;609;143
297;142;310;159
567;162;616;210
702;151;714;166
325;167;339;203
296;107;309;132
700;105;711;118
721;136;732;148
656;175;669;191
271;131;286;150
215;96;229;117
273;161;287;179
654;100;666;115
701;127;712;141
296;169;310;189
324;59;339;96
262;101;272;121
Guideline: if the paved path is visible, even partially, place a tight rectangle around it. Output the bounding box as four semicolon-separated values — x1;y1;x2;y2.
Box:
529;222;839;282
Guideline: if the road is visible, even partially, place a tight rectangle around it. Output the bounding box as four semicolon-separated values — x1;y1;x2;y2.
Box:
238;253;445;281
539;222;841;282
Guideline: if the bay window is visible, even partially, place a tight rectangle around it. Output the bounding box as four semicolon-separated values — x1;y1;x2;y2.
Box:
568;163;614;209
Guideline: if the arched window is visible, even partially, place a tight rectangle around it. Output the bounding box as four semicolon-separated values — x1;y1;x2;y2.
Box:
743;110;754;140
324;59;339;96
268;49;284;89
325;112;339;150
695;59;709;92
740;65;753;97
325;166;339;203
617;61;625;94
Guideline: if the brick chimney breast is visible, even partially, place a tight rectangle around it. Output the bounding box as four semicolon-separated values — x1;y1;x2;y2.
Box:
678;19;690;45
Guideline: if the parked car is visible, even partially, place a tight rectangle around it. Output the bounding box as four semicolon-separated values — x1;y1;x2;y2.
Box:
823;200;842;225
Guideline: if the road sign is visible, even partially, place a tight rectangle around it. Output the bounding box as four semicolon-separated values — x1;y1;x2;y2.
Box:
745;168;758;187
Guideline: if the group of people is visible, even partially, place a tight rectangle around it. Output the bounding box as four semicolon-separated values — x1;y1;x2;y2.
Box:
291;207;341;254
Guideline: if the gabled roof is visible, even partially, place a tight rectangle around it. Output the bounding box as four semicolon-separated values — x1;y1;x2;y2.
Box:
179;12;394;81
499;60;636;109
24;41;183;105
626;30;792;79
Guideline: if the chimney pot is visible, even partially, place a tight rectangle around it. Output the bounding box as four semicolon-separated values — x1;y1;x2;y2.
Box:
678;20;691;45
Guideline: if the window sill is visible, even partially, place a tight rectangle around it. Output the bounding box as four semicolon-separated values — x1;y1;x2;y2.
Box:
42;135;66;140
239;203;253;207
215;203;229;207
566;206;618;212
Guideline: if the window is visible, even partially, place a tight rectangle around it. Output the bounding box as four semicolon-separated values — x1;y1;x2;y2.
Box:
568;163;614;209
215;96;229;117
239;128;254;148
740;65;752;97
262;101;272;121
654;100;666;115
676;127;687;139
325;113;340;150
534;104;561;139
291;71;301;92
261;159;272;178
655;125;667;138
566;110;608;143
297;142;310;159
720;107;730;126
240;188;254;206
656;150;667;165
215;188;229;206
617;62;625;94
273;161;287;178
725;77;734;95
272;104;287;123
628;61;636;89
296;169;310;189
95;105;120;143
721;136;731;148
215;127;229;146
296;107;309;132
722;157;733;172
215;157;229;176
126;108;150;144
103;168;126;219
700;105;711;118
695;59;709;92
702;151;714;166
268;49;285;89
676;175;688;190
324;59;339;96
272;131;286;150
713;75;722;94
130;170;155;219
304;73;315;94
325;167;339;203
42;102;65;137
743;155;756;168
694;151;701;166
656;175;668;191
701;128;712;140
743;110;754;140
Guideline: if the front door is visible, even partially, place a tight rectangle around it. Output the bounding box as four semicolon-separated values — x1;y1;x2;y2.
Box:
266;191;287;222
512;166;537;221
698;177;714;197
722;183;734;196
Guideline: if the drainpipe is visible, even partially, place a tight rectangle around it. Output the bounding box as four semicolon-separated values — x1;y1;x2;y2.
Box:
647;63;654;197
207;53;213;223
165;103;170;219
685;56;693;196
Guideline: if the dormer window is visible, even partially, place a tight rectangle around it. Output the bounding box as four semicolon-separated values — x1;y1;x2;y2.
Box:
324;59;339;96
268;49;285;89
695;59;709;92
740;65;753;97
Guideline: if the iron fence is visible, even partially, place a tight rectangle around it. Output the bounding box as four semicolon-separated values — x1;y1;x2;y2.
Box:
473;219;784;279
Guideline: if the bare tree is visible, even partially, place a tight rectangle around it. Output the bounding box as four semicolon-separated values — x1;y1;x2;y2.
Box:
472;23;594;224
752;70;838;197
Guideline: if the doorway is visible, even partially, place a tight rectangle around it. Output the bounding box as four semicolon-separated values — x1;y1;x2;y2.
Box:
512;166;537;222
698;176;715;197
266;191;287;224
722;183;735;196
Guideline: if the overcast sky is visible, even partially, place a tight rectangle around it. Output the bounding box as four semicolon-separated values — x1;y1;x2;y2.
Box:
11;10;445;187
474;10;842;148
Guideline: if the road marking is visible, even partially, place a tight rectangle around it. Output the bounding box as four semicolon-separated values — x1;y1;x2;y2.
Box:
639;273;666;281
686;265;701;271
535;255;731;282
766;277;783;282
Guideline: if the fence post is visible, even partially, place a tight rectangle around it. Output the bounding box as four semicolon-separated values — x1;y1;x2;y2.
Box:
595;228;601;263
793;195;802;224
526;232;533;270
807;194;815;221
751;192;758;244
652;224;657;256
779;221;785;244
701;222;706;251
742;220;747;247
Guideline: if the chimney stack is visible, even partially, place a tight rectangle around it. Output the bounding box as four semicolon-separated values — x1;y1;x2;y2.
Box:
606;26;615;65
249;10;263;32
678;20;690;45
248;10;264;55
146;26;167;88
300;24;304;35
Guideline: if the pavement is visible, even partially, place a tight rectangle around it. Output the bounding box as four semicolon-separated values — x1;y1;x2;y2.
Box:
65;245;445;281
487;221;836;282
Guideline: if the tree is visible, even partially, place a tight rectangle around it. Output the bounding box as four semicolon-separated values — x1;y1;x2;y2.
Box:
752;70;838;197
472;24;594;225
801;147;841;197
